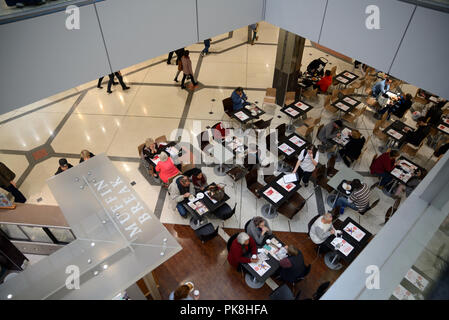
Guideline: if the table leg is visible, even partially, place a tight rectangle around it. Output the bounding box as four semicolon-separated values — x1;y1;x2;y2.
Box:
286;117;295;134
244;273;265;289
261;203;278;219
214;164;227;176
324;251;343;270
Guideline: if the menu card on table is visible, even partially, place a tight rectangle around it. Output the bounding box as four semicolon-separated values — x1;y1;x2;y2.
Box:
335;102;350;111
343;72;356;79
188;201;209;215
398;159;417;172
248;260;271;276
336;76;349;84
278;143;295;156
331;237;354;256
443;118;449;125
405;268;429;291
294;101;309;111
289;135;306;148
283;173;297;183
277;177;296;192
392;284;415;300
205;190;218;204
284;107;299;117
438;124;449;134
235;111;249;121
263;187;283;203
343;97;358;105
245;104;262;115
387;129;403;140
344;222;366;242
151;155;161;165
165;146;179;157
390;168;412;183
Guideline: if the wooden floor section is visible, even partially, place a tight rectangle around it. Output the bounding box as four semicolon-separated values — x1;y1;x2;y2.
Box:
152;223;345;300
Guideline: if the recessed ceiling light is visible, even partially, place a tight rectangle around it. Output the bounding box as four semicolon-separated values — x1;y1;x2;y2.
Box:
7;294;12;299
90;242;95;247
87;259;92;264
103;264;108;270
93;271;99;276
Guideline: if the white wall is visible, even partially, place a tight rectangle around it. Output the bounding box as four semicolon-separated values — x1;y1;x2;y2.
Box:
265;0;327;43
95;0;198;72
389;6;449;99
0;4;110;115
197;0;264;41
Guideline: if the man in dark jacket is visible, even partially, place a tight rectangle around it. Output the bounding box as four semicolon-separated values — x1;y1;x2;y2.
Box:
402;117;430;147
338;130;365;167
55;158;73;175
279;245;307;283
0;162;26;203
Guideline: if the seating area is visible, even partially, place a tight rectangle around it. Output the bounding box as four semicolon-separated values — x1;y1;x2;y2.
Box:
0;21;447;301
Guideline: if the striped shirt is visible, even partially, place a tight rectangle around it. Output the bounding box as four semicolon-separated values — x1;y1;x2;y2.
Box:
349;183;370;212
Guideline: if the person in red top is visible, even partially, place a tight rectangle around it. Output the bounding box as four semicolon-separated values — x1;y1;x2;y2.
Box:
227;232;258;270
370;150;400;187
155;152;180;184
313;70;332;93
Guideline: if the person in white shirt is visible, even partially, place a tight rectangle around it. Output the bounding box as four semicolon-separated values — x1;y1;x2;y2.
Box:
309;213;336;244
292;145;319;187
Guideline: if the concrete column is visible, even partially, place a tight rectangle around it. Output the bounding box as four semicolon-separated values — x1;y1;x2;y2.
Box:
272;29;306;106
142;271;162;300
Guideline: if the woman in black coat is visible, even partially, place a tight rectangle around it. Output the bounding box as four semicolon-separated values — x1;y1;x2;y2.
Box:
338;130;365;167
279;245;307;283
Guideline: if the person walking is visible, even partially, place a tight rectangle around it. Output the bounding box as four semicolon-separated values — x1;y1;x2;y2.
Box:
174;53;183;82
201;38;211;56
180;50;198;89
249;23;259;45
0;162;27;203
106;71;130;94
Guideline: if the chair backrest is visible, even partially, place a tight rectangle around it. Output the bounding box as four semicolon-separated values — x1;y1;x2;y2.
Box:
222;97;234;114
324;95;332;108
195;223;219;242
285;91;295;101
304;125;314;137
313;117;321;126
355;105;367;117
227;233;239;252
266;132;276;151
214;203;236;220
244;219;251;233
276;123;286;141
245;167;258;186
197;130;210;150
266;88;276;97
313;281;331;300
384;207;394;224
307;214;321;236
137;143;145;157
269;283;295;300
342;87;355;96
367;198;380;212
155;135;168;145
330;66;337;77
181;163;196;175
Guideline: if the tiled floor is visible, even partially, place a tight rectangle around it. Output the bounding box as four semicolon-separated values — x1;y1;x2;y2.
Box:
0;22;441;240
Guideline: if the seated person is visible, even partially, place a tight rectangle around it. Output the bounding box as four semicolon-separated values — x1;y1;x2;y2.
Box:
425;100;446;126
79;149;95;163
227;232;258;270
231;87;250;111
55;158;73;175
313;70;332;93
370;150;400;187
332;179;371;214
246;216;272;246
192;170;207;191
169;284;199;300
168;175;195;218
306;58;326;77
372;78;392;98
211;122;231;141
278;245;306;283
292;145;319;188
376;93;412;119
338;130;365;167
142;138;161;177
309;213;336;245
317;120;343;151
405;168;422;197
401;117;430;147
155;152;180;184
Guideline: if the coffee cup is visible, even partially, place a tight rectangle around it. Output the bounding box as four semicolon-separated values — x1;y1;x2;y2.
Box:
251;254;257;259
266;239;271;244
276;243;282;248
193;290;199;297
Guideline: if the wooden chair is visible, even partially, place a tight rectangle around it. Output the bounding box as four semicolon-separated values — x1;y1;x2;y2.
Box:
330;66;337;77
341;87;355;96
181;163;196;175
253;118;273;130
245;168;264;199
263;88;277;105
284;91;295;106
313;164;334;193
350;79;366;94
400;140;424;158
302;88;318;102
222;97;234;118
342;105;366;125
303;116;321;128
226;166;247;182
137;143;145;158
296;125;314;139
324;95;338;114
277;192;306;219
197;130;211;151
155;135;168;145
276;123;287;143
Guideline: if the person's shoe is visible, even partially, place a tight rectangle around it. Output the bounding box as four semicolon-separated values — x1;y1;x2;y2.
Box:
167;61;171;65
107;90;112;94
174;78;178;82
123;86;130;90
339;207;345;215
181;85;186;89
113;82;119;85
97;86;103;89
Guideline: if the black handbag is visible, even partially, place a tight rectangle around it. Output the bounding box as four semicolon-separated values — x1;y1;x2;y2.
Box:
207;184;225;202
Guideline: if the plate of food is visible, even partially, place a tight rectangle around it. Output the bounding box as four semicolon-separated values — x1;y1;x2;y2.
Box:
197;192;204;199
342;182;352;191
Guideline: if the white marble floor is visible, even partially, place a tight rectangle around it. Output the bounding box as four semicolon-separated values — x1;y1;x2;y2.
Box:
0;22;441;238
